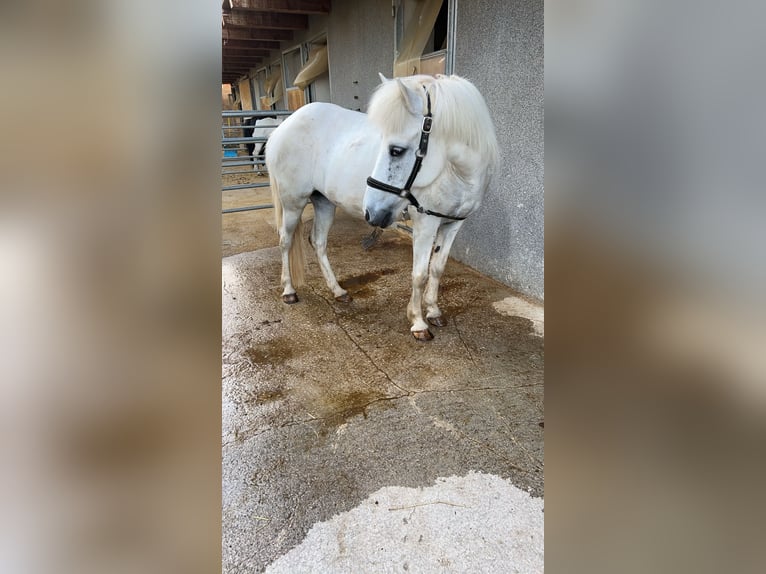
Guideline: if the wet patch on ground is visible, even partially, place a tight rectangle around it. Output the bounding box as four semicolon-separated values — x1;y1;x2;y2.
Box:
243;338;297;365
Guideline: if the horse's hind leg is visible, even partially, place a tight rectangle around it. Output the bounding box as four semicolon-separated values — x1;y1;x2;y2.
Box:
255;142;266;174
424;220;465;327
310;192;350;302
278;204;304;303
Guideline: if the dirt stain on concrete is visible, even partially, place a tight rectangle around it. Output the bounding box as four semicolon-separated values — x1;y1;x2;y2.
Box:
340;268;399;300
342;268;396;288
311;389;394;434
251;389;286;404
244;337;296;364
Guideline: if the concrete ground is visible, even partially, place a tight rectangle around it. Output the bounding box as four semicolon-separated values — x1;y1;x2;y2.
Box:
222;171;544;573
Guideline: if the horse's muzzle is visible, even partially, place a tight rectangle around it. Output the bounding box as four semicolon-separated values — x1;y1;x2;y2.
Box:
364;208;393;229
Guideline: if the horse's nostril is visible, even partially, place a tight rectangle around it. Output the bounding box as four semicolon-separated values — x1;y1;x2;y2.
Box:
364;210;370;222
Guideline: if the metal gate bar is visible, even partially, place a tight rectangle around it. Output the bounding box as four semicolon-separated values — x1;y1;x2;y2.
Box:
221;109;291;215
222;182;271;192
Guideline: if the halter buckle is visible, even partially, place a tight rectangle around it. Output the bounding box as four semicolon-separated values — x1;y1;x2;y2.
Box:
421;116;433;134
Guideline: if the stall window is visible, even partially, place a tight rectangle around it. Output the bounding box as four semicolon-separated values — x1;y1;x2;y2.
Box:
394;0;453;77
294;36;330;104
261;62;283;110
282;47;305;110
249;76;260;109
254;68;269;109
238;78;254;110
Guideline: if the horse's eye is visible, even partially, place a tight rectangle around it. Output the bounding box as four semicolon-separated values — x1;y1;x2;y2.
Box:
389;146;406;157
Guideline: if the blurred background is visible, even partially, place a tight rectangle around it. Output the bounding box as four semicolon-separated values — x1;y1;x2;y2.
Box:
546;0;766;572
0;1;221;573
1;0;765;572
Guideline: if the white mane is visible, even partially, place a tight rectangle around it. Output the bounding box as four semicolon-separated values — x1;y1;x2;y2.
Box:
367;74;499;171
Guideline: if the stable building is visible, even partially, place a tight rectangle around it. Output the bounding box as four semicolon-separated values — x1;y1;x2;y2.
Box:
222;0;543;300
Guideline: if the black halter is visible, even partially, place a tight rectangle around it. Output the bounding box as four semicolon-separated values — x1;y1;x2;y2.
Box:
366;89;467;221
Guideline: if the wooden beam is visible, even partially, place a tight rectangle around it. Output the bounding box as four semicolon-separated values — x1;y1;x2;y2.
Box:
221;39;281;50
223;64;263;70
223;60;266;66
223;28;294;42
223;63;266;70
222;44;274;54
223;58;263;65
227;0;330;15
223;58;263;64
224;47;271;56
223;11;308;29
223;60;264;67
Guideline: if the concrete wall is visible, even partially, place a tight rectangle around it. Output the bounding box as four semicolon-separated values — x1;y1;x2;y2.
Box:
325;0;393;111
449;0;544;300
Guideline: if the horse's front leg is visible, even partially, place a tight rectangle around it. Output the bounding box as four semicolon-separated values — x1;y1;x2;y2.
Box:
408;213;441;341
424;219;465;327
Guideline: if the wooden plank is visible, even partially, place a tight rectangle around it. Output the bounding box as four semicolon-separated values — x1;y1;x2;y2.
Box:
227;0;330;15
223;60;262;66
223;64;265;71
223;59;264;66
223;60;264;66
223;11;308;29
223;48;271;57
221;39;281;50
223;67;262;73
223;65;263;71
222;44;274;54
223;28;294;42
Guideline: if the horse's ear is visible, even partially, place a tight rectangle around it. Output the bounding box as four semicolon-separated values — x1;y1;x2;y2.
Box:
395;78;423;115
378;72;389;83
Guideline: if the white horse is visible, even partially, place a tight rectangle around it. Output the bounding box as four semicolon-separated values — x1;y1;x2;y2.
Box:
244;116;285;173
266;74;498;340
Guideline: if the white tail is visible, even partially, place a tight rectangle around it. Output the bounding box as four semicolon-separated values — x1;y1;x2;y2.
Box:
270;173;306;287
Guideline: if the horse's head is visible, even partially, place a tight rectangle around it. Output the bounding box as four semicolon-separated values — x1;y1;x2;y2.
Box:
363;75;446;228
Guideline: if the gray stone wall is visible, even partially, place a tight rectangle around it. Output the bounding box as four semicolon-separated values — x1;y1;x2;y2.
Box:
450;0;544;300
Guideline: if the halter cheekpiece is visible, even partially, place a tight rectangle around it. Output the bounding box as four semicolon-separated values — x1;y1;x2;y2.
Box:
366;87;466;221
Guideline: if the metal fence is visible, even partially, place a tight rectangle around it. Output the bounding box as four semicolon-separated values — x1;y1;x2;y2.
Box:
222;109;291;214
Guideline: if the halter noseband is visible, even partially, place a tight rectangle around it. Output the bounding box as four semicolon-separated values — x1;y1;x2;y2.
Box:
366;88;466;222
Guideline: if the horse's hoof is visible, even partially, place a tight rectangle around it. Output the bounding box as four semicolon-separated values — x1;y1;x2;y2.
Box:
335;293;352;303
412;329;434;341
282;293;299;304
427;315;446;327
